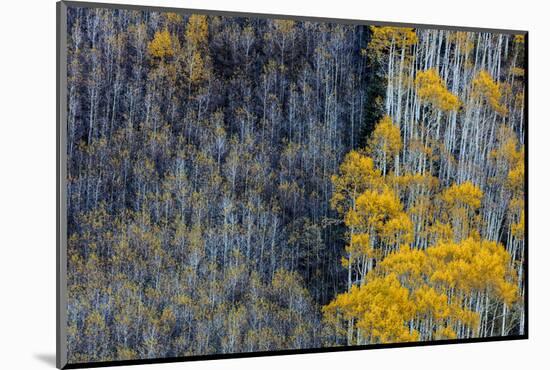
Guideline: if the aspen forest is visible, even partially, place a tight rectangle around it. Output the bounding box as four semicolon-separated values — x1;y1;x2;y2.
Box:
65;5;526;364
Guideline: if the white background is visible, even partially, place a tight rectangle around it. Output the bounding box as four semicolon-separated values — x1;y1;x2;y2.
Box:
0;0;547;369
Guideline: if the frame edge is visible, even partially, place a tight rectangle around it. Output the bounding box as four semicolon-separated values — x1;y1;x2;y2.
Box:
62;0;527;35
57;1;69;369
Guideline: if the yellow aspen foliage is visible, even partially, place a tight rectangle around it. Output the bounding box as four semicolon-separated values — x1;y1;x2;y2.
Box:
408;194;431;219
323;273;419;344
434;326;457;340
164;12;183;25
116;347;137;361
514;34;525;44
179;15;210;85
511;211;525;239
345;233;374;265
499;81;513;104
330;151;383;216
441;181;483;210
407;137;437;162
186;15;208;50
189;51;207;83
84;310;106;337
369;115;401;154
471;70;508;116
428;220;454;244
415;69;461;112
222;304;247;351
507;154;524;194
380;212;414;246
427;238;518;305
271;268;296;291
369;26;417;58
488;127;525;224
347;187;404;231
514;92;525;111
490;126;523;167
390;171;439;190
344;186;412;259
368;115;402;175
413;286;452;320
379;245;427;284
148;29;175;59
174;293;192;306
342;231;382;283
79;202;109;231
273;19;296;35
325;236;519;344
511;67;525;77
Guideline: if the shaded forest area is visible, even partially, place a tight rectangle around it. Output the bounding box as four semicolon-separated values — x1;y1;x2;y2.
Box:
65;6;525;363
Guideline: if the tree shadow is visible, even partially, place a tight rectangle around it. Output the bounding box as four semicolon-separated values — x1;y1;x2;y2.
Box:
34;353;56;367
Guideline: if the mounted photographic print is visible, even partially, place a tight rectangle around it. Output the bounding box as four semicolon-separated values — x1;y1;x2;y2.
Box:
57;1;528;368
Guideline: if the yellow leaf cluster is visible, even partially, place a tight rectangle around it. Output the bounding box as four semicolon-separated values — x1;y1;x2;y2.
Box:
85;310;106;336
189;51;206;83
511;67;524;77
186;15;208;50
511;211;525;239
344;186;413;255
415;69;461;112
427;238;517;302
148;29;175;59
325;237;519;343
491;127;522;166
507;156;524;194
369;26;417;58
380;212;414;245
116;347;137;361
428;220;453;244
413;286;451;320
345;233;374;264
390;172;439;190
164;12;183;25
471;70;508;116
273;19;296;35
379;245;427;283
330;151;383;215
347;187;404;230
440;181;483;210
369;115;402;156
323;273;419;344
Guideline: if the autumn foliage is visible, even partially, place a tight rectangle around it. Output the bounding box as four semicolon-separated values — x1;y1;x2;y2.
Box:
65;6;525;363
415;69;461;112
325;122;522;344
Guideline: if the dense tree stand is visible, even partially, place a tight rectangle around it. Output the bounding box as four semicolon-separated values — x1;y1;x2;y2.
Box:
65;7;525;363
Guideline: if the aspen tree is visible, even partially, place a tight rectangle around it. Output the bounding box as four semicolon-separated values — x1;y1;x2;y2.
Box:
368;115;402;176
148;29;175;59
